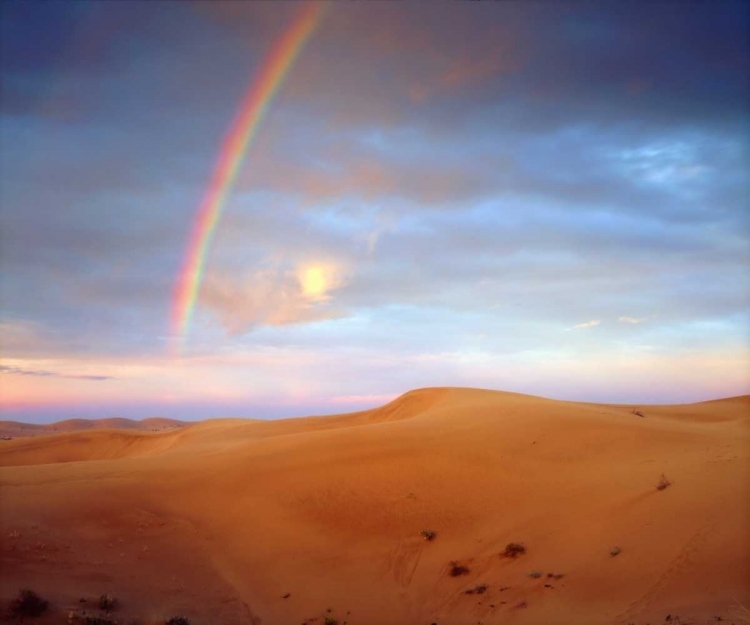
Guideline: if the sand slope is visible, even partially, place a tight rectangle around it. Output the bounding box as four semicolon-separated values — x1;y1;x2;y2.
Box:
1;388;748;624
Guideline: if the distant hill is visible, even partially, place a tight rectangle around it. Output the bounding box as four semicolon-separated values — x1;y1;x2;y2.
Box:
0;417;186;439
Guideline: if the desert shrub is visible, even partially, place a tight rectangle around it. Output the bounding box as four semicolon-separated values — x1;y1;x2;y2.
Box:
449;561;470;576
502;542;526;558
527;570;542;579
547;573;564;580
419;529;436;541
657;474;671;491
9;589;48;618
166;618;190;625
610;546;622;557
98;594;117;613
465;584;488;595
323;617;338;625
83;617;115;625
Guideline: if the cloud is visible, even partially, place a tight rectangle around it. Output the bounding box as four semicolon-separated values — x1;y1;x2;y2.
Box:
0;364;114;381
0;320;88;358
406;22;527;104
200;262;350;335
572;320;601;330
619;316;647;325
271;1;749;133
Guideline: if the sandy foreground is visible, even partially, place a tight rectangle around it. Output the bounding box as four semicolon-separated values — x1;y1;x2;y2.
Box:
1;388;748;625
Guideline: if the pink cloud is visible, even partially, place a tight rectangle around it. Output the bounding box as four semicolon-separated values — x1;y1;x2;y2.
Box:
200;264;350;335
329;394;396;405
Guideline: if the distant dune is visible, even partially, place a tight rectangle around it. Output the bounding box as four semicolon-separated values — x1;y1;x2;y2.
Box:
0;417;186;439
1;388;748;624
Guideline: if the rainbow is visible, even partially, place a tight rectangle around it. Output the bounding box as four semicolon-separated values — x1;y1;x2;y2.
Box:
170;3;327;352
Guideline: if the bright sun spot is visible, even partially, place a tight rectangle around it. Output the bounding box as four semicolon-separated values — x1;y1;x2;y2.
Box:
300;266;328;299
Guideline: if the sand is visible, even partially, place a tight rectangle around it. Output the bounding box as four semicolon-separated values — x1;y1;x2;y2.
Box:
1;388;748;624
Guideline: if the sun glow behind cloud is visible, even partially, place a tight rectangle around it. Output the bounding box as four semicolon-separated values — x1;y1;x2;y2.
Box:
298;263;346;302
300;265;328;299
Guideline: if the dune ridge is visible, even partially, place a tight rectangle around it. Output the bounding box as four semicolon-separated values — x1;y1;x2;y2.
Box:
0;417;186;440
1;388;748;624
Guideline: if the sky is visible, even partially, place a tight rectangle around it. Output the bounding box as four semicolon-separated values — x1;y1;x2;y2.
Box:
1;1;748;422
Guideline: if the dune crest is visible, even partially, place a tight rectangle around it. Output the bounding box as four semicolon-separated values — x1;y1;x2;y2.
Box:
350;387;450;423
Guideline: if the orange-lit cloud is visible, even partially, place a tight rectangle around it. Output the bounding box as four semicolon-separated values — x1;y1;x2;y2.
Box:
619;316;648;324
572;320;601;329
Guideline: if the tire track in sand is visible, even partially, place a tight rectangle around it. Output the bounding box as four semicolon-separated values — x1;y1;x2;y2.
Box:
614;522;710;624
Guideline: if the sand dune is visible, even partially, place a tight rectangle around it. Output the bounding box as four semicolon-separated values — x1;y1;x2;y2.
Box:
0;417;186;440
1;388;748;624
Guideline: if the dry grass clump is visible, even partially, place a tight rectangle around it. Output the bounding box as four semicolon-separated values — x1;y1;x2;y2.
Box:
464;584;488;595
502;542;526;558
9;589;48;618
68;611;118;625
527;570;542;579
657;473;672;490
449;561;470;577
610;545;622;557
81;617;115;625
419;529;436;541
98;594;116;613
